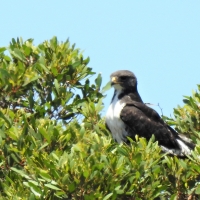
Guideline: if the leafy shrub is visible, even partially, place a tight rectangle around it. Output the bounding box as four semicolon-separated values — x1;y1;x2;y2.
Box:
0;37;200;200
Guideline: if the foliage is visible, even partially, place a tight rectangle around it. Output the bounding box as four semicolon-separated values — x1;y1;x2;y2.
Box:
165;87;200;144
0;37;200;200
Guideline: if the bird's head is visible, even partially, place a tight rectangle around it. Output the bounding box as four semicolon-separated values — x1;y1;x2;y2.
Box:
110;70;138;91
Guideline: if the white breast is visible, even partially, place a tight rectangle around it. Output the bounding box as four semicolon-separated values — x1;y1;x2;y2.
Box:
105;91;128;143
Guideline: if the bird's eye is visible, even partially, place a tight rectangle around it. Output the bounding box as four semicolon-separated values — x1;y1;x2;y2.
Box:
120;76;127;81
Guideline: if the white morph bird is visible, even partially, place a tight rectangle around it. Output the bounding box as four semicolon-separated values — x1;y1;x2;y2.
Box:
106;70;195;157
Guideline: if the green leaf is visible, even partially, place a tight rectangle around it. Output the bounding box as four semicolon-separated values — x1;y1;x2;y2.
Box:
4;55;11;61
28;90;34;109
28;193;36;200
54;79;60;94
0;47;6;54
195;185;200;194
72;61;81;68
50;36;58;50
23;46;32;56
39;127;50;143
44;183;61;190
68;183;76;192
28;180;39;186
39;169;52;181
12;48;26;62
0;68;10;82
23;72;39;86
10;167;31;179
23;181;30;187
38;56;50;73
51;66;58;76
82;56;90;64
117;146;129;157
83;170;89;178
103;193;113;200
28;182;42;197
10;153;20;163
0;111;11;128
95;73;102;89
38;142;49;150
101;81;111;93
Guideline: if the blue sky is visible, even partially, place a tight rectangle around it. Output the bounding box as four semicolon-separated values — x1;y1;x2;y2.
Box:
1;1;200;117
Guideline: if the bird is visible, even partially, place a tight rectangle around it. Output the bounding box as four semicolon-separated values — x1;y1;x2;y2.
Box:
105;70;195;157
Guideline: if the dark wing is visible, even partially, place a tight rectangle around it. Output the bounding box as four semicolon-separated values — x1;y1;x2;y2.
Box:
120;101;180;149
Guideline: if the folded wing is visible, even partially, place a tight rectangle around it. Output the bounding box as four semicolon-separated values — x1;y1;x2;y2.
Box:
120;101;195;152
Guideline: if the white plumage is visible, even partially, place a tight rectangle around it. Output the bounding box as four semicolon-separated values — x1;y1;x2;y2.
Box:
106;90;127;143
161;139;192;156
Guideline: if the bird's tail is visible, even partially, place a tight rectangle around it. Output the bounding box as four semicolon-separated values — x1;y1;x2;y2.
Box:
161;134;195;157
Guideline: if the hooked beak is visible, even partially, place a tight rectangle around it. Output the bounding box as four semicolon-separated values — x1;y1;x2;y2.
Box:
111;76;119;85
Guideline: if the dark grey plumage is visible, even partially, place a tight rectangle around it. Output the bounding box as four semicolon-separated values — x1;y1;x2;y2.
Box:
105;70;195;157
